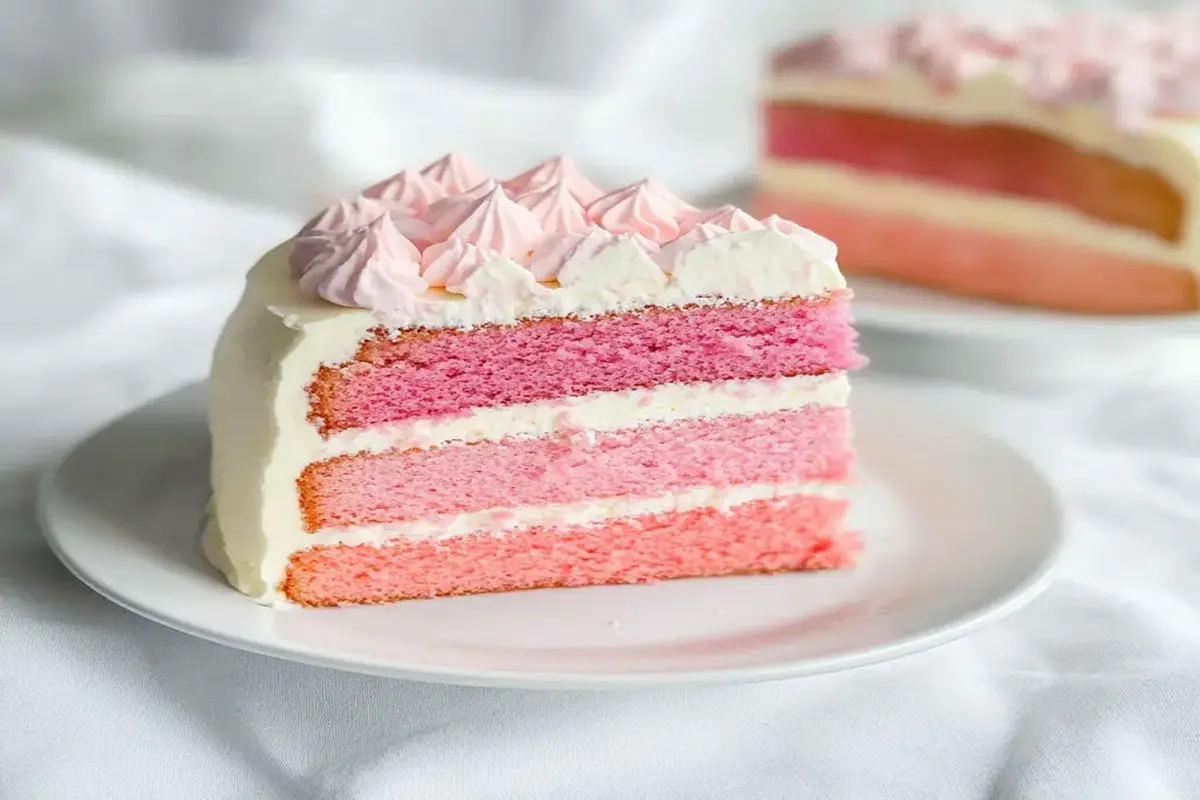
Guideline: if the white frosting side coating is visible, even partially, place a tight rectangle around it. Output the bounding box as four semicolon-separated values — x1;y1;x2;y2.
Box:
762;65;1200;269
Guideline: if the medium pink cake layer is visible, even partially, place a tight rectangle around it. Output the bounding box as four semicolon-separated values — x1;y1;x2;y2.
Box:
282;494;857;605
308;294;862;435
299;406;851;532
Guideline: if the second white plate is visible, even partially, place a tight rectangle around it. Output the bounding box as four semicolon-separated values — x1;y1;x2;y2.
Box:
38;380;1063;689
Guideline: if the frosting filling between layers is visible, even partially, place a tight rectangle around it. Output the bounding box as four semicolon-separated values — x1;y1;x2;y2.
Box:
301;480;848;545
321;373;849;454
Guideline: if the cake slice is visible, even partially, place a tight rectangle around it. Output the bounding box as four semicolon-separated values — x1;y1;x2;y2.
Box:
758;11;1200;313
206;153;864;606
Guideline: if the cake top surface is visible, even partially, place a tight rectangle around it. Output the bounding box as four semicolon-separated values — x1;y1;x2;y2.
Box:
770;10;1200;130
281;153;844;328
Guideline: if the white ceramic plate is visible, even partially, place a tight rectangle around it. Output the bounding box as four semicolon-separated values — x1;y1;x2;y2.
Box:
38;381;1063;690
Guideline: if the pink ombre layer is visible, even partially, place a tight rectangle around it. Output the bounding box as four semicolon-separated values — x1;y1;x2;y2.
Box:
308;295;862;435
282;494;857;606
299;406;851;532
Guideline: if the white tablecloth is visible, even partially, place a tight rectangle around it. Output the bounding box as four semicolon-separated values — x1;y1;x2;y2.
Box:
4;5;1200;795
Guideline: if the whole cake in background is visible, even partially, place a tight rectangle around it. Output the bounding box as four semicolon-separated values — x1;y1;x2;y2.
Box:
759;10;1200;314
206;152;864;607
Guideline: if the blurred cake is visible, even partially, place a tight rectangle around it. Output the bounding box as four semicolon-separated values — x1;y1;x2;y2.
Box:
758;11;1200;314
205;153;865;606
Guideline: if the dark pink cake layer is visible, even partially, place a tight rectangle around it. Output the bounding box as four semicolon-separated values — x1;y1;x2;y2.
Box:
283;494;858;605
298;406;851;532
308;294;861;435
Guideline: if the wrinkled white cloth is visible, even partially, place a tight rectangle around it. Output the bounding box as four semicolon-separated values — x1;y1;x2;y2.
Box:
4;1;1200;797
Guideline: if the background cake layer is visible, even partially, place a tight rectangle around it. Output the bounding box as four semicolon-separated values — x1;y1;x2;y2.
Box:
764;103;1185;242
755;193;1199;314
309;295;860;434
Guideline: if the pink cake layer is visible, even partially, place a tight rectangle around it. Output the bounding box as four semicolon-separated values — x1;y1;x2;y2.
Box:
282;494;857;605
755;191;1200;314
308;294;862;436
763;102;1184;242
299;405;851;532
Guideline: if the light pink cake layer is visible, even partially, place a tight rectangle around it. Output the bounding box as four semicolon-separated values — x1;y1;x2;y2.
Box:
308;294;862;435
299;406;851;532
282;494;858;605
755;190;1200;313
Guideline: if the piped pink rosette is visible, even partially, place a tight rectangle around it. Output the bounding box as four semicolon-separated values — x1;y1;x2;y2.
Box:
292;215;427;309
289;153;834;312
770;10;1200;130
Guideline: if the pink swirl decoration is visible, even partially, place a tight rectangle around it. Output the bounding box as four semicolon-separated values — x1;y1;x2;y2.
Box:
419;153;488;194
300;196;433;246
433;185;544;259
293;215;427;309
420;238;501;290
526;228;617;282
361;169;446;215
679;205;764;235
504;155;604;204
289;153;805;306
515;182;594;234
586;179;696;242
424;179;502;241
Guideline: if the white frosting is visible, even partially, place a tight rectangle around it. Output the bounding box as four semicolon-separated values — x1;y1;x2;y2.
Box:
322;374;849;455
762;65;1200;268
306;481;847;545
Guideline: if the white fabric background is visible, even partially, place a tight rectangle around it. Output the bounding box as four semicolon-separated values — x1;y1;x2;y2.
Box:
3;1;1200;798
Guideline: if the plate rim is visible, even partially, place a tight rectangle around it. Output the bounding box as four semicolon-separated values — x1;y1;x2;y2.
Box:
36;381;1067;690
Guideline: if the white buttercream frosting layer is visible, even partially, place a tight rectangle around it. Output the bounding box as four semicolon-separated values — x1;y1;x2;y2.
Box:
307;481;847;546
325;374;849;455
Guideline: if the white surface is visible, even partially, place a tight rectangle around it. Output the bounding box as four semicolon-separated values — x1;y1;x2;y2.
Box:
39;380;1063;689
5;1;1200;797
